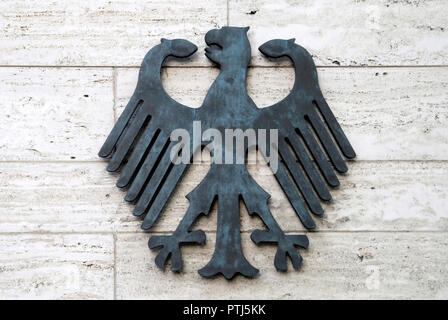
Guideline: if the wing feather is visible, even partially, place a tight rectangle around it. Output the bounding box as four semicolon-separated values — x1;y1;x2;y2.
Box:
285;134;331;201
296;123;340;187
134;140;177;216
116;123;160;188
141;161;189;230
277;138;323;214
99;39;198;229
315;96;356;159
270;158;316;229
125;134;171;203
256;39;356;229
306;110;347;173
106;100;149;172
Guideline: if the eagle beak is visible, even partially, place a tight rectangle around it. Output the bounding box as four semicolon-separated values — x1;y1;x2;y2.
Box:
205;29;223;49
204;29;223;62
205;29;217;47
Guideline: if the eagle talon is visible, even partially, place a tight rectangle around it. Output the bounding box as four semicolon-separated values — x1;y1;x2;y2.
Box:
251;229;309;271
273;241;302;272
149;231;206;272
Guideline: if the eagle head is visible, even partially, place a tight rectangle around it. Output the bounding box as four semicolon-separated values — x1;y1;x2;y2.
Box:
259;38;296;58
204;26;251;66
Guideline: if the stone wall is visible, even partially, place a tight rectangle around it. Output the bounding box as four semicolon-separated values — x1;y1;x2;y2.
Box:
0;0;447;299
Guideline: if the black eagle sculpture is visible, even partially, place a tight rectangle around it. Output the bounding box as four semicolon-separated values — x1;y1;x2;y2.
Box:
99;27;355;279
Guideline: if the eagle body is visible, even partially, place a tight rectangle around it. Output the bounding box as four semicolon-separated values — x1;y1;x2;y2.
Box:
99;27;355;279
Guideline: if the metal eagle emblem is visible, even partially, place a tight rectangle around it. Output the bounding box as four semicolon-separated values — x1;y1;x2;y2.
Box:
99;27;355;279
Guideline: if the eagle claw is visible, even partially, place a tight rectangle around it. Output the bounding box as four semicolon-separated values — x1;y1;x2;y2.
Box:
251;229;309;272
148;230;206;272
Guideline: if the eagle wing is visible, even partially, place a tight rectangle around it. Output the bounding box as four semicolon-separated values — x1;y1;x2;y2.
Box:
255;39;356;229
99;39;198;229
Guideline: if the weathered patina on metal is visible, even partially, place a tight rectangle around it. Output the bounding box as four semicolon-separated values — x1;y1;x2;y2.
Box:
99;27;355;279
